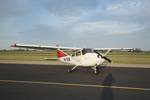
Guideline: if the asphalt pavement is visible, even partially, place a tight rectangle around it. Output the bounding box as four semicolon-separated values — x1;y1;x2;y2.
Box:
0;63;150;100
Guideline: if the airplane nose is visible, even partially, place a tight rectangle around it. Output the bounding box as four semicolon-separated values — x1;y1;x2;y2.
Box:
94;50;112;63
97;54;100;58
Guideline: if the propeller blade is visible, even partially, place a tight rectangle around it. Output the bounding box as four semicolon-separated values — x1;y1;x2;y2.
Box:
103;56;112;63
94;50;105;58
94;50;113;63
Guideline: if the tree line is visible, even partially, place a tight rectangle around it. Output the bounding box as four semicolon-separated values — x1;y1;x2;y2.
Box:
1;48;150;53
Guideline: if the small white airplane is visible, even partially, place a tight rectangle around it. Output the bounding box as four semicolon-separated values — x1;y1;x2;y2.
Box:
11;44;133;75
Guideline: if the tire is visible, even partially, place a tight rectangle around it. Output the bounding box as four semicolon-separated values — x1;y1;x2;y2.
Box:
94;70;98;75
68;68;72;73
94;67;99;75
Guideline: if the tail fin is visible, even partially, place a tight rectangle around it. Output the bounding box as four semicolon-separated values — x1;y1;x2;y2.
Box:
56;45;67;58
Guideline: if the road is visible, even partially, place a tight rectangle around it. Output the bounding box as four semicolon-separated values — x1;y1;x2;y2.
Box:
0;63;150;100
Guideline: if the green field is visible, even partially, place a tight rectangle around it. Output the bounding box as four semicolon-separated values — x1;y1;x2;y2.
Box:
106;52;150;64
0;51;150;64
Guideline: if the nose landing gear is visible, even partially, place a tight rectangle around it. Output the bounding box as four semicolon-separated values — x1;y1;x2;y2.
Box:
91;66;99;75
94;67;99;75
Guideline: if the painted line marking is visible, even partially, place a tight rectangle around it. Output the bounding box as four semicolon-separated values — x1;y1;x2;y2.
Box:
0;80;150;91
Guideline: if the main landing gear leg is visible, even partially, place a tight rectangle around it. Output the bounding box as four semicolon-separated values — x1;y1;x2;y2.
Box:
93;66;99;75
68;65;78;73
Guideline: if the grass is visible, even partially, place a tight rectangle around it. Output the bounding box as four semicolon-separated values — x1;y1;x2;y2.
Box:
0;51;57;61
0;51;150;64
104;52;150;64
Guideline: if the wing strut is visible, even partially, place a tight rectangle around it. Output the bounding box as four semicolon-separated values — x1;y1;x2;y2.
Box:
105;49;111;55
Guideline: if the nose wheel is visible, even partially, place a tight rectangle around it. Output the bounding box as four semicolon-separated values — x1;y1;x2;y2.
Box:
93;66;99;75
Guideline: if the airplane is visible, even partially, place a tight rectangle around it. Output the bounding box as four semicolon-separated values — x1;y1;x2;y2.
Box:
11;44;133;75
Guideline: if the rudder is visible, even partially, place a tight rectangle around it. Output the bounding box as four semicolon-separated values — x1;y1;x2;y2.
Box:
56;45;67;58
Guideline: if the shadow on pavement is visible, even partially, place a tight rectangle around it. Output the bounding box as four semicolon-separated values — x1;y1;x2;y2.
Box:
100;73;116;100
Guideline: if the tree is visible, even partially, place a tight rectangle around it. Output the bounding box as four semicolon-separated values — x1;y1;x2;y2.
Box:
133;48;142;53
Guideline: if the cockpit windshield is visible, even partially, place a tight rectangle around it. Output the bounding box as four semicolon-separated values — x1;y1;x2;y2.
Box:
71;49;95;57
83;49;94;54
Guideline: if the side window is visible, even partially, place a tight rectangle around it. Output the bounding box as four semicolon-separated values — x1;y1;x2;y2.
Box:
76;51;81;56
72;52;76;57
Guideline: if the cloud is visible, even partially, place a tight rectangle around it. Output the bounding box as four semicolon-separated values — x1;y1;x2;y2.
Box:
106;4;121;11
0;0;150;50
79;21;146;35
40;0;99;21
80;22;108;28
79;0;150;33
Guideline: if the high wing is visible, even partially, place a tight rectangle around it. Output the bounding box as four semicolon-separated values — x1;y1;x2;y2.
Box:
11;44;82;51
11;44;133;51
94;48;133;51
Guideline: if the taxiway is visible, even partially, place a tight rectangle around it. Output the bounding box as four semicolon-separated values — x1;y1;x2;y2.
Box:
0;61;150;100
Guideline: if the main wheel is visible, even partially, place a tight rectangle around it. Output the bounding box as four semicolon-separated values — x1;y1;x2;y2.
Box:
94;70;98;75
94;67;99;75
68;68;72;73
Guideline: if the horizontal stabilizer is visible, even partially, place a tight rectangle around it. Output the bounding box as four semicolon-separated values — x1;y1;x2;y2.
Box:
44;58;58;61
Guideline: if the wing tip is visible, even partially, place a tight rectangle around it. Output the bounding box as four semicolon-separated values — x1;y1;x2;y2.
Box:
11;44;17;47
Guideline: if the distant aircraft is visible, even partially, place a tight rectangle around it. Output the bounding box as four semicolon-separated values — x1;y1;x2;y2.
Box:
11;44;133;75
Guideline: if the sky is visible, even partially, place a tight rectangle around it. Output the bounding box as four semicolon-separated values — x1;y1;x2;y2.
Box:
0;0;150;50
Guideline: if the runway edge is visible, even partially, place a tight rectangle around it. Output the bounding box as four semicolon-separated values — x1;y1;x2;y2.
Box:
0;60;150;68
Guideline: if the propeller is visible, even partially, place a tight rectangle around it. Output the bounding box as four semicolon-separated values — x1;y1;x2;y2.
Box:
94;50;113;63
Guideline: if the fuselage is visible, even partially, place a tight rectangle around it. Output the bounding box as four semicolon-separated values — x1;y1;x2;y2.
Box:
59;52;105;67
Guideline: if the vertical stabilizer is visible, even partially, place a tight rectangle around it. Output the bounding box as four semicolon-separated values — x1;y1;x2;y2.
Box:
56;45;67;58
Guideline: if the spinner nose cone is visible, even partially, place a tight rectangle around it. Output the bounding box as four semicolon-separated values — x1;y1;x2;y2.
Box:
97;54;100;58
97;54;105;58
